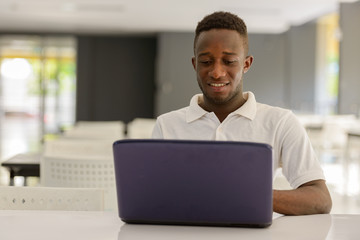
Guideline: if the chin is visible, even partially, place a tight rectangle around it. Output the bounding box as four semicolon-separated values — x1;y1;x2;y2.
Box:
205;91;241;105
206;95;229;105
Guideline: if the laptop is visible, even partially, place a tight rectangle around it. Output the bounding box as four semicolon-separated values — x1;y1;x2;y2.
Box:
112;139;273;228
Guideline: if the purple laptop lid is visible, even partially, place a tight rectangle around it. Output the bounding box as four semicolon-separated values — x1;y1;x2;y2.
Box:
113;139;273;228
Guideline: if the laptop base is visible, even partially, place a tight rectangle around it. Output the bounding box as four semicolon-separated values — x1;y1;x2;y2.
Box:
122;219;272;228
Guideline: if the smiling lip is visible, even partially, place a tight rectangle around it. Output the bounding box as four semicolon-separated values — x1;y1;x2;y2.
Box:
208;82;229;87
208;82;229;92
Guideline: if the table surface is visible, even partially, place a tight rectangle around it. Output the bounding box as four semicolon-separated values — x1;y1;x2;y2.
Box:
1;153;41;185
0;210;359;240
1;153;41;166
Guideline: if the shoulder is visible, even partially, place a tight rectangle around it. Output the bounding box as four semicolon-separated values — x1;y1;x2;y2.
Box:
156;106;189;123
152;106;190;139
256;102;295;121
255;103;304;135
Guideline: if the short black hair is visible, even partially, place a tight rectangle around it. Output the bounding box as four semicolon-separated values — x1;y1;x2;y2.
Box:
194;11;249;54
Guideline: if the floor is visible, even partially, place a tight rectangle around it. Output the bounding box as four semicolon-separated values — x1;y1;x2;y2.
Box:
1;115;360;214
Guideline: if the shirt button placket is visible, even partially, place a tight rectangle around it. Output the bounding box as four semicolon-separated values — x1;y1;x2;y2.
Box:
216;126;226;140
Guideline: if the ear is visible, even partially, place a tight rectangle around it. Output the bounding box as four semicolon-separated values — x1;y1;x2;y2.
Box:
243;55;254;73
191;57;196;70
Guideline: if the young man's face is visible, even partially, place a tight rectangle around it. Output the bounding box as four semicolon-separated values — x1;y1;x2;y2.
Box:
192;29;253;106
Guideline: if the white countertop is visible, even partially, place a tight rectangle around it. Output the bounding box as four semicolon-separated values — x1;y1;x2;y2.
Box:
0;210;359;240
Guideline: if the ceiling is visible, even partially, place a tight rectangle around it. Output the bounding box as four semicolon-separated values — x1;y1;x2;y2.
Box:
0;0;356;35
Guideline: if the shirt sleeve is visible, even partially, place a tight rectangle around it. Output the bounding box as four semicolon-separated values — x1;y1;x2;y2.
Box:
279;111;325;189
151;118;164;139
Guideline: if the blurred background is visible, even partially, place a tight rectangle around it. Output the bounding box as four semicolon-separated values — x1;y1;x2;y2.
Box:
0;0;360;213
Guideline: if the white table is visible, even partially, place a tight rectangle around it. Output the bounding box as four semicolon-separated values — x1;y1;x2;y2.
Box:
0;210;359;240
1;153;40;186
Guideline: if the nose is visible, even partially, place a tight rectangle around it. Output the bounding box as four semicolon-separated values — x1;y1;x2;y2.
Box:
209;62;226;79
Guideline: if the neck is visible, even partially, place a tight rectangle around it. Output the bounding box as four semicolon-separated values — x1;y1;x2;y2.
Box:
199;93;246;122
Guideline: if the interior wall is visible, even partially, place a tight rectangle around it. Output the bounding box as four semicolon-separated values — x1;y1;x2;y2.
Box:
286;22;317;113
155;32;198;116
245;34;287;108
76;23;318;120
338;2;360;115
155;32;294;116
76;35;157;123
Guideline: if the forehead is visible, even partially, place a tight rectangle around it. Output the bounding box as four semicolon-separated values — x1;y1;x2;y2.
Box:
195;29;246;55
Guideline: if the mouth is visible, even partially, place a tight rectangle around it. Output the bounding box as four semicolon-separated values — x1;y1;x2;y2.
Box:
208;82;229;87
207;82;229;93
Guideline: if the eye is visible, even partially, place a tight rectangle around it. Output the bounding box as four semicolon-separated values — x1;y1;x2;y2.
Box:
224;59;237;65
199;60;212;65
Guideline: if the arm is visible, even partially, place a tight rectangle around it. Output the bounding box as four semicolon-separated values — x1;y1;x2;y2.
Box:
274;112;332;215
273;179;332;215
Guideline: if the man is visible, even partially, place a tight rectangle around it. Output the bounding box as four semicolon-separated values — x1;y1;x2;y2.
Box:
152;11;332;215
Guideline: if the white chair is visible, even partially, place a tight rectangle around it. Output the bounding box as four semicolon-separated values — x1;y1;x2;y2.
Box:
343;120;360;157
295;114;324;129
321;115;356;150
0;186;104;211
40;155;117;212
126;118;156;139
76;120;125;129
297;114;357;162
41;134;118;211
43;138;113;159
64;121;125;140
295;113;325;154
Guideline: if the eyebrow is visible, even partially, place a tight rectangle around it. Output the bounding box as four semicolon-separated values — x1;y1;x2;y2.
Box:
197;51;238;57
223;52;238;56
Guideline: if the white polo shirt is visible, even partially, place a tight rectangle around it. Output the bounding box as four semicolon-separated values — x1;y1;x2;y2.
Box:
152;91;325;189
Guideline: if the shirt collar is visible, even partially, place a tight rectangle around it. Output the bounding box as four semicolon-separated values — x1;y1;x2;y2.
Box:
186;94;208;123
186;91;257;123
232;91;257;120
